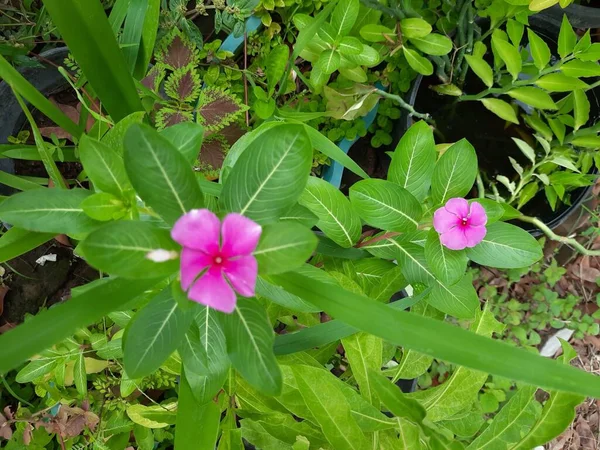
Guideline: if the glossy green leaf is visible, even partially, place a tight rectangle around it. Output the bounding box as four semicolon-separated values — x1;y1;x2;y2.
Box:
527;29;551;71
558;15;577;59
127;403;177;428
370;370;426;423
410;33;453;56
561;60;600;78
316;49;341;75
342;45;381;67
0;188;100;235
511;138;536;165
529;0;559;11
221;298;282;395
121;0;147;74
342;332;382;404
241;413;326;450
256;277;320;313
331;0;359;37
159;122;204;164
349;179;422;232
0;277;158;373
465;55;493;88
102;111;146;155
135;0;160;79
254;222;318;275
401;18;432;39
220;124;312;225
492;33;522;80
573;89;590;130
81;192;126;221
123;288;193;378
575;42;600;61
79;135;132;198
571;135;600;148
467;222;543;269
359;24;395;42
480;98;519;124
431;139;478;205
80;221;179;279
74;352;87;396
43;0;143;121
403;46;433;75
535;73;588;92
175;372;220;450
0;227;54;264
339;37;363;56
267;45;290;93
425;229;467;285
124;123;204;224
15;358;59;383
280;204;318;228
388;121;436;201
507;87;557;110
506;19;524;46
299;177;361;248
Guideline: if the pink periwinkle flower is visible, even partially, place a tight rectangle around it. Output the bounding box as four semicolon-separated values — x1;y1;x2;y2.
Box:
171;209;261;313
433;198;487;251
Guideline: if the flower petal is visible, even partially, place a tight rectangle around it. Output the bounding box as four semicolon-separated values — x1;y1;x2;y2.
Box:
223;255;258;297
171;209;220;254
468;202;488;227
440;226;468;251
444;198;470;218
464;225;487;248
220;213;262;257
433;207;461;233
180;248;212;290
188;267;237;313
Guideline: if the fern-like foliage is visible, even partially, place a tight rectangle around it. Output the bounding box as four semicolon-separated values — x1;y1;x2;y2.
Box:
156;28;199;70
196;88;248;134
164;67;202;103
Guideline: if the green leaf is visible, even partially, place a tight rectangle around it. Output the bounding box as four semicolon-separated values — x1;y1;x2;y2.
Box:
339;66;368;82
0;227;54;265
136;0;160;79
342;333;382;404
349;179;422;232
221;298;282;395
507;87;557;110
535;73;588;92
558;15;577;59
492;34;522;80
134;424;154;450
254;222;318;275
299;177;362;248
80;221;179;279
467;221;542;268
465;55;494;88
527;29;551;71
123;288;193;378
127;403;177;429
369;370;426;423
338;37;363;56
529;0;559;11
74;352;87;396
431;139;478;205
425;229;467;285
16;358;59;383
429;274;480;319
403;46;434;75
571;135;600;148
410;33;453;56
359;24;395;42
316;49;341;75
318;22;336;45
159;122;204;164
573;89;590;130
331;0;359;37
480;98;519;124
511;138;536;165
81;192;126;221
241;413;326;450
388;121;436;201
561;60;600;78
466;386;540;449
267;45;290;94
121;0;147;74
0;277;158;373
124;124;203;224
401;18;432;39
43;0;143;121
292;1;337;62
175;372;220;450
506;18;524;47
342;45;381;67
408;307;504;422
548;118;566;144
79;135;132;198
0;188;100;235
293;365;371;450
102;112;146;155
220;124;312;225
575;42;600;61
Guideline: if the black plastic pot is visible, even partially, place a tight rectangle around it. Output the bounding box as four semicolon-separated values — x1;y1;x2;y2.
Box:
0;47;71;196
394;19;599;237
542;3;600;30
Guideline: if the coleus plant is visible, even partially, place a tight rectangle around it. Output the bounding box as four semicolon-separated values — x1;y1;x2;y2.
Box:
0;115;599;449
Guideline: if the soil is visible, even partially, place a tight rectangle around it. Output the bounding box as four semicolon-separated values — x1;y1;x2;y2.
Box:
339;136;392;193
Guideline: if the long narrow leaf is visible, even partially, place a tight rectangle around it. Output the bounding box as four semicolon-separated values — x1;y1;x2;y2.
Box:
108;0;131;34
0;55;80;138
0;227;54;264
272;271;600;398
0;277;158;373
42;0;143;121
135;0;160;79
122;0;147;74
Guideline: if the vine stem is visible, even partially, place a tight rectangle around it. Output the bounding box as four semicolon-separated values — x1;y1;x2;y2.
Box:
374;89;432;123
518;215;600;256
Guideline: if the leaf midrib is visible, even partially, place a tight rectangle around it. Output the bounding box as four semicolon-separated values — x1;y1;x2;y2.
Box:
306;189;353;247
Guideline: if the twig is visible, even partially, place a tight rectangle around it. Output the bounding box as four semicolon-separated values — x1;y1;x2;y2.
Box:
374;89;432;123
355;231;401;248
243;31;249;126
518;215;600;256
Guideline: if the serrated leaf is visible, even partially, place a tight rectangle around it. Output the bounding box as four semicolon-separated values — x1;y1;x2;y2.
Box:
299;177;362;248
511;138;536;165
403;46;433;75
465;55;493;87
410;33;452;56
535;73;588;92
196;88;247;133
349;179;422;232
480;98;519;124
425;229;468;285
527;29;551;71
466;221;543;269
506;19;524;46
558;15;577;59
507;87;557;110
561;60;600;78
388;121;436;201
431;138;478;205
573;89;590;130
492;35;522;80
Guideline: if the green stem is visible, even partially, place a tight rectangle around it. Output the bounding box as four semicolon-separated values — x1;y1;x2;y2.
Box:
1;374;34;408
476;173;485;198
518;215;600;256
374;89;432;123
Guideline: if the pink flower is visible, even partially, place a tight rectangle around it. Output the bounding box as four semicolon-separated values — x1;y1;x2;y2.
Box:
433;198;487;251
171;209;261;313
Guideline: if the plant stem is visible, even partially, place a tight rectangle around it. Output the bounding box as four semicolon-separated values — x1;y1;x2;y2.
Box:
476;173;485;198
374;89;432;123
518;215;600;256
355;231;401;248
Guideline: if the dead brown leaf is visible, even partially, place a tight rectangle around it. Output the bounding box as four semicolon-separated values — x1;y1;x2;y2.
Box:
0;413;12;440
22;423;32;446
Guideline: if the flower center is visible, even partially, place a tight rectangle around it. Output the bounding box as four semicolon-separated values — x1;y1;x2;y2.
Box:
461;217;469;226
213;255;223;265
